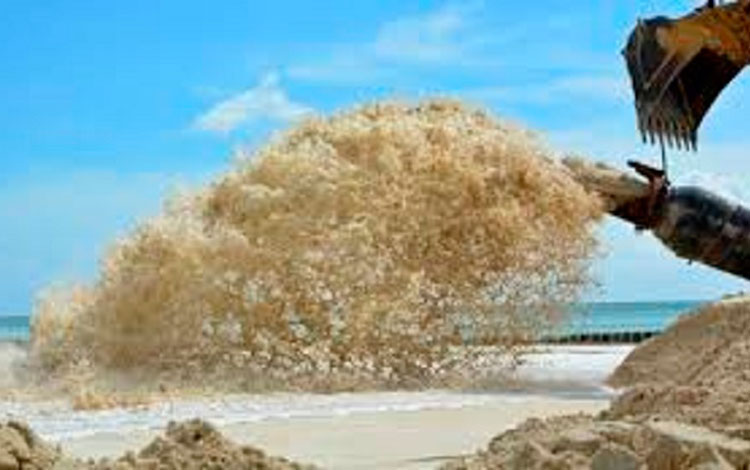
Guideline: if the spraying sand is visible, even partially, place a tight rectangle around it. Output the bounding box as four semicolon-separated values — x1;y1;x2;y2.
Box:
0;343;26;391
26;100;602;397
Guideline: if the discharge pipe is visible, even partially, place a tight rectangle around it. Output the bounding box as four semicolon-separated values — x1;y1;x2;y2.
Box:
564;158;750;281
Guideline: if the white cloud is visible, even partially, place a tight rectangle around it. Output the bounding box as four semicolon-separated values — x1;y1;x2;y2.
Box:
194;72;313;134
284;3;624;89
286;57;394;85
465;75;630;106
373;5;469;63
590;218;745;302
677;171;750;204
286;4;485;85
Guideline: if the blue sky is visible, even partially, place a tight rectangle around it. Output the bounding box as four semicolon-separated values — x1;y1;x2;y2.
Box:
1;0;748;314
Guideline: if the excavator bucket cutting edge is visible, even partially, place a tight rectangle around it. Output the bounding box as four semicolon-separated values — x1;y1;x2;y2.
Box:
624;1;750;151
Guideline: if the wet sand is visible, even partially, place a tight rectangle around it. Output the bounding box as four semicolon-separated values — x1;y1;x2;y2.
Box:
61;395;608;470
1;345;630;469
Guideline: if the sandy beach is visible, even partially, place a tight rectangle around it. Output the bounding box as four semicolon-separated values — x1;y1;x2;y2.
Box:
0;345;630;470
61;396;608;470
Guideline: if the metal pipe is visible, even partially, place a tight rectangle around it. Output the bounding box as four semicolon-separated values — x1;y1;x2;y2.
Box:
610;161;750;281
562;157;750;281
653;186;750;280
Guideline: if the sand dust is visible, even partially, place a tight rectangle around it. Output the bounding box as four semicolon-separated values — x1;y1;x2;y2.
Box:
0;343;27;392
27;99;602;397
0;419;315;470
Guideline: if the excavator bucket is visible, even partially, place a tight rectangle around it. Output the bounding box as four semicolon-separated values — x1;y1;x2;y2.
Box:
624;1;750;150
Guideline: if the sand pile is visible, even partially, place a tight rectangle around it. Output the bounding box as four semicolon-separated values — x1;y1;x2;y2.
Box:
608;296;750;389
606;296;750;432
0;419;315;470
441;414;750;469
0;421;59;470
91;419;316;470
28;99;602;394
442;298;750;469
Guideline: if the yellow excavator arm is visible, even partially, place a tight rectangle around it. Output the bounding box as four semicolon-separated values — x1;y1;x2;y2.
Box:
624;0;750;150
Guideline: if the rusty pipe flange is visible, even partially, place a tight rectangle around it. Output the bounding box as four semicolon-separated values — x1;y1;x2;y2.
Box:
611;160;670;229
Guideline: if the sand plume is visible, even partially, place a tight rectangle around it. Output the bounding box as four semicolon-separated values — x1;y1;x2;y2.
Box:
29;100;602;393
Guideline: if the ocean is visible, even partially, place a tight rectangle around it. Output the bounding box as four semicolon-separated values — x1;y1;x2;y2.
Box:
0;301;701;342
558;300;700;335
0;315;30;341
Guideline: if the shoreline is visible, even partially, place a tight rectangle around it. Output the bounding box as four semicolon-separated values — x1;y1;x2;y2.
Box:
0;344;633;469
59;395;610;470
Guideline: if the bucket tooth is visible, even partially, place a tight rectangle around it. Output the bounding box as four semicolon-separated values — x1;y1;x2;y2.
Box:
665;123;674;148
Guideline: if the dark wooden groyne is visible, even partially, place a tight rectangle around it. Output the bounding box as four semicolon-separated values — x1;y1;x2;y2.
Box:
541;329;661;345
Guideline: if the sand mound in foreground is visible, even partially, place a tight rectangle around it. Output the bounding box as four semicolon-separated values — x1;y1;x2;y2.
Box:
441;414;750;469
443;299;750;469
606;296;750;431
608;296;750;389
0;419;316;470
0;421;59;470
28;99;602;394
